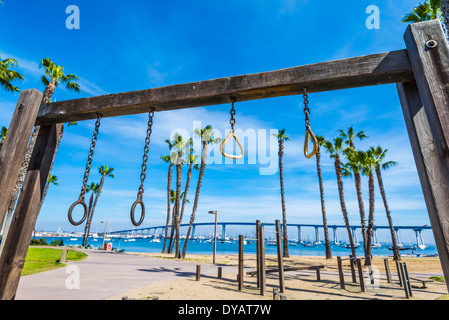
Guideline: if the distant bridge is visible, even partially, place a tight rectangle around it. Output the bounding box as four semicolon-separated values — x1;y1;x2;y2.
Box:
106;222;433;248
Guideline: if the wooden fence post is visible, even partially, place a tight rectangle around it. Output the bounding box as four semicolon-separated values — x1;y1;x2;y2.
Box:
384;258;392;284
0;89;43;227
238;235;244;291
259;225;266;296
196;265;201;281
401;19;449;292
59;248;68;263
337;257;345;289
275;220;285;293
0;124;62;300
356;258;366;293
218;266;222;279
256;220;260;288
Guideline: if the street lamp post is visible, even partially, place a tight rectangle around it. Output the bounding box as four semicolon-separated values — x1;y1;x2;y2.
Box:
101;221;108;250
209;210;217;264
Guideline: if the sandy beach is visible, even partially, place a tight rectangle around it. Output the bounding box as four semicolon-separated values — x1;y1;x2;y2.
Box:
107;253;448;300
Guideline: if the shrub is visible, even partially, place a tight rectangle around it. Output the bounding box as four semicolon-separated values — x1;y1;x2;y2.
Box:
50;239;64;246
30;238;47;246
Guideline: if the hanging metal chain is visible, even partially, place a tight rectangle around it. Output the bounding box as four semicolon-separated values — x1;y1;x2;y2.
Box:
130;109;155;227
68;114;102;226
303;87;311;130
230;96;236;131
80;114;101;197
137;109;155;197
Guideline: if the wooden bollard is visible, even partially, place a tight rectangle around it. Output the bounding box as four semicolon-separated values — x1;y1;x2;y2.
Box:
59;248;68;263
275;220;285;293
196;265;201;281
349;255;357;283
238;235;244;291
218;266;222;279
337;256;345;289
384;259;392;283
259;226;266;296
256;220;261;288
356;258;366;293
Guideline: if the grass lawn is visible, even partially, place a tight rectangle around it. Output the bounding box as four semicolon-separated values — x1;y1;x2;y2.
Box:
22;247;88;276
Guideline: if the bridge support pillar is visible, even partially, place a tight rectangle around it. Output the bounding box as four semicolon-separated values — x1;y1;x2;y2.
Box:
351;228;359;245
314;227;321;245
191;225;196;239
395;229;402;247
222;224;226;240
333;227;339;245
297;226;302;244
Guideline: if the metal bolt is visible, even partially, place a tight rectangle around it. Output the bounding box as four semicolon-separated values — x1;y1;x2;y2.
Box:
426;40;438;49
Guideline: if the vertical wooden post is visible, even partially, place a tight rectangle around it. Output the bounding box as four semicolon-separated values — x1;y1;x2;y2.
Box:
395;260;403;287
403;262;413;298
337;256;345;289
0;89;43;227
349;256;357;283
59;248;68;263
238;235;244;291
256;220;261;288
275;220;285;293
356;258;366;293
0;124;62;300
259;225;266;296
218;266;222;279
196;265;201;281
384;258;392;284
398;81;449;290
402;20;449;292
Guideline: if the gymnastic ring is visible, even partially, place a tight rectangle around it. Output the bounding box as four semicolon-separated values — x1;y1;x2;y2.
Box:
68;197;88;226
304;126;318;159
130;197;145;227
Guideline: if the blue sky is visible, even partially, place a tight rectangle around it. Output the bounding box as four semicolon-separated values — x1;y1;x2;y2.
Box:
0;1;434;243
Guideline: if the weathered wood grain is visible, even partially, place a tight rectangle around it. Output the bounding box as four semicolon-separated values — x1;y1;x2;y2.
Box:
0;89;43;227
35;50;414;125
0;124;62;300
397;81;449;292
404;19;449;191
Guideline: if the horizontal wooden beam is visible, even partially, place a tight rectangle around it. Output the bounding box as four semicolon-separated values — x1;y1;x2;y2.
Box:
36;49;414;125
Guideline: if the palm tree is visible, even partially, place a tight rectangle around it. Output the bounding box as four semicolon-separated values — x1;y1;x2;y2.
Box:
0;55;24;93
315;135;332;259
168;133;187;257
92;165;115;217
181;125;221;259
369;146;401;261
168;189;189;255
161;139;176;253
0;126;7;149
344;150;369;257
338;126;369;150
272;129;290;258
361;149;377;264
402;0;442;23
323;137;357;257
2;58;80;235
82;182;99;247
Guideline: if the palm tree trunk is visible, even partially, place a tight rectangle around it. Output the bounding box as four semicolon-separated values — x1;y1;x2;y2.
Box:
162;163;173;253
316;149;332;259
173;162;193;254
376;166;401;261
167;202;177;253
334;155;356;257
174;155;182;258
82;193;95;247
365;171;375;265
181;142;207;259
278;140;289;257
354;171;368;256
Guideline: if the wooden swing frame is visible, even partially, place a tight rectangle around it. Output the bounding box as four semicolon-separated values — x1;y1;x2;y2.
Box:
1;20;449;299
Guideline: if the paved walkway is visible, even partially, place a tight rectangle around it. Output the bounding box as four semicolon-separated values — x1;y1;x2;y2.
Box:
16;250;237;300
